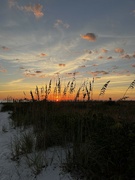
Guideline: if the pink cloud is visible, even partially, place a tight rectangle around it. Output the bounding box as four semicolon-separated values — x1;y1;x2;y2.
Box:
132;64;135;67
98;56;104;59
101;48;108;53
114;48;124;54
81;33;97;41
88;70;109;76
40;53;47;57
22;4;44;18
107;56;113;60
59;64;66;67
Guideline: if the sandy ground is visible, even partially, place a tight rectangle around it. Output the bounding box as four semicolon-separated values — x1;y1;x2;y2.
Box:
0;104;72;180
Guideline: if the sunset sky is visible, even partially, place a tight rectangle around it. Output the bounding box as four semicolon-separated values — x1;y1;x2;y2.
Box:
0;0;135;101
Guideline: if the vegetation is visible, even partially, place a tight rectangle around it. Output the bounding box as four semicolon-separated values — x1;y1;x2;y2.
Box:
1;79;135;179
1;100;135;179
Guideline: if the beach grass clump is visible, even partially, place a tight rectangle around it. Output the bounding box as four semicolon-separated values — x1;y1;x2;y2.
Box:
25;152;48;176
64;112;135;179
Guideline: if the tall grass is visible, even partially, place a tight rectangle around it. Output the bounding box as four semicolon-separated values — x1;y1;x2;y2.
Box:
5;100;135;179
122;79;135;100
98;80;110;100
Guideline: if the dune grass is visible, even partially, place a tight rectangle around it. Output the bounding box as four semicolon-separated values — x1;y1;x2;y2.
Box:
2;100;135;179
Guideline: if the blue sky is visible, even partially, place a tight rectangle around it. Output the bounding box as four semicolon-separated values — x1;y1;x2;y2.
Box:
0;0;135;100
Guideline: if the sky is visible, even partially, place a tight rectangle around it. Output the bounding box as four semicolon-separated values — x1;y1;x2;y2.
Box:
0;0;135;101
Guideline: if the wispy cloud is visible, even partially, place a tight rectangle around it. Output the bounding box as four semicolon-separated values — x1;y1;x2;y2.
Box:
54;19;70;29
0;65;7;73
81;33;97;41
8;0;16;8
88;70;109;76
9;78;24;85
20;4;44;18
8;0;44;19
2;46;9;51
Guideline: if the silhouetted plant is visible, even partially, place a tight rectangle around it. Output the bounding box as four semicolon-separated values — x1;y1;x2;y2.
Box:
30;90;35;102
99;80;110;99
70;75;76;94
35;86;40;101
122;79;135;100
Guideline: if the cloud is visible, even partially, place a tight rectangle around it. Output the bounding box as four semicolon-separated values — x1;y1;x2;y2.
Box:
121;54;131;59
92;64;98;66
2;46;9;50
0;65;7;73
133;54;135;58
21;4;44;18
40;53;47;57
54;19;70;29
79;65;86;68
81;33;97;41
98;56;104;59
107;56;113;60
9;1;44;18
132;10;135;16
58;64;66;67
101;48;108;53
132;64;135;67
114;48;124;54
9;78;24;85
88;70;109;76
35;70;42;73
8;0;16;8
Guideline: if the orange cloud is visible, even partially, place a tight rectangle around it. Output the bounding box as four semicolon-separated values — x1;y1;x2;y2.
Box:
107;56;113;60
81;33;96;41
59;64;66;67
40;53;47;57
98;56;104;59
101;48;108;53
114;48;124;54
22;4;44;18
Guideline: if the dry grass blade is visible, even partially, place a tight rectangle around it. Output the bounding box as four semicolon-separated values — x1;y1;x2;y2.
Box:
122;79;135;99
99;80;110;97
